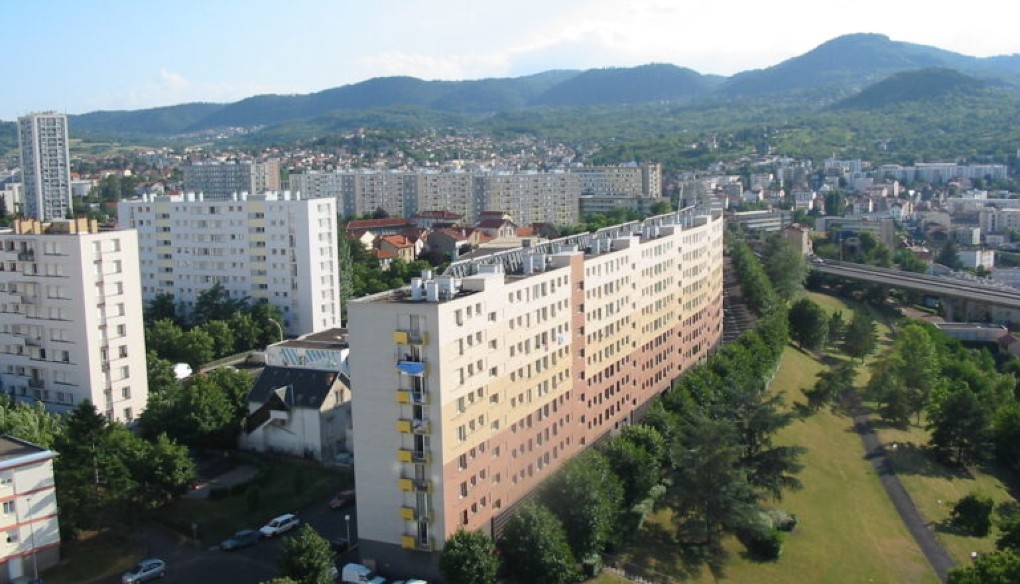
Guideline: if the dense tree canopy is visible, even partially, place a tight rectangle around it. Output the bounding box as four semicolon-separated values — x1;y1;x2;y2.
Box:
788;298;829;350
277;525;335;584
439;529;500;584
499;503;579;584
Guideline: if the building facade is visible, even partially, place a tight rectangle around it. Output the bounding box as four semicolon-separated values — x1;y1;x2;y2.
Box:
118;192;339;335
17;113;72;221
182;160;281;199
290;165;662;230
347;209;723;578
0;219;148;423
573;162;662;198
0;436;60;584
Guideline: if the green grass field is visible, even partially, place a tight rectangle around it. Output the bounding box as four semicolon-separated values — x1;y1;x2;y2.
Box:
873;423;1014;565
606;293;938;583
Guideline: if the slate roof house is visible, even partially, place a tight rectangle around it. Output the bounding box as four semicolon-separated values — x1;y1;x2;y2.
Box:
240;366;350;461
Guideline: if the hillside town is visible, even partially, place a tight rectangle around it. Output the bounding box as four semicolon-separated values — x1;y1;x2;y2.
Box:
3;112;1020;584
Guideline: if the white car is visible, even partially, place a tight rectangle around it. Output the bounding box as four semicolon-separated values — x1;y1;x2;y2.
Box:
259;513;300;538
121;558;166;583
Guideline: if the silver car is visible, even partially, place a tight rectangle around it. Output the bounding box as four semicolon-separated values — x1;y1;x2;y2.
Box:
121;558;166;583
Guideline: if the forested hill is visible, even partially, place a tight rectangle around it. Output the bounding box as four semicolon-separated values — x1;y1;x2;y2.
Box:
58;33;1020;141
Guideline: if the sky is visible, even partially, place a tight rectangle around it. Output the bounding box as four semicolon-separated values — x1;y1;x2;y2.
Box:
4;0;1020;121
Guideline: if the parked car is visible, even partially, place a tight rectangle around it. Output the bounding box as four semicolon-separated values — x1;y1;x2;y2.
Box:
340;563;386;584
220;529;261;551
329;489;356;509
121;558;166;583
392;579;428;584
259;513;300;538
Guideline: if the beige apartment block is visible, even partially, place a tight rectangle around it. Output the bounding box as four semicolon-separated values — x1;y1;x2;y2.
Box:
0;219;148;423
182;160;281;199
119;192;340;336
347;208;723;578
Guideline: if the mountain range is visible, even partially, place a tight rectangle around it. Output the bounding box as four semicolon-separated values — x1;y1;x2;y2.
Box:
58;33;1020;140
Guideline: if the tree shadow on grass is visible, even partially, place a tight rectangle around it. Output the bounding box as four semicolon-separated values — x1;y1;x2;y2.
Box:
885;442;974;480
623;520;724;582
791;401;815;420
933;517;983;538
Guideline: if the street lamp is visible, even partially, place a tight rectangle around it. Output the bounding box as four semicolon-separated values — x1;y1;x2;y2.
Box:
269;318;284;343
344;514;351;546
26;495;38;581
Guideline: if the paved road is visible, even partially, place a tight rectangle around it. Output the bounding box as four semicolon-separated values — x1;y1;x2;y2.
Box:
850;395;955;582
102;501;361;584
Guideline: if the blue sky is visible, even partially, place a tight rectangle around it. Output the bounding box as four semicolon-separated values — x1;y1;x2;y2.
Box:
4;0;1020;120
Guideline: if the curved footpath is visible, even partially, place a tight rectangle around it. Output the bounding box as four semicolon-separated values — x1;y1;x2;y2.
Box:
850;394;955;582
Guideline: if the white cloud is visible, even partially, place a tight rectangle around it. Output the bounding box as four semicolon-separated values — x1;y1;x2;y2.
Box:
159;68;191;91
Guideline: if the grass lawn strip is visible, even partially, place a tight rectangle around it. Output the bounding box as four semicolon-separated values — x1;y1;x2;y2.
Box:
609;292;936;583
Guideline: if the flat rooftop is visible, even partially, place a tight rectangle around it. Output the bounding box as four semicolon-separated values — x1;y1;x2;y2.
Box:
277;328;348;350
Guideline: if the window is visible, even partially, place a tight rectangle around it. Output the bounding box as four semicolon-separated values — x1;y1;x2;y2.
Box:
123;408;133;421
121;386;131;399
2;501;14;514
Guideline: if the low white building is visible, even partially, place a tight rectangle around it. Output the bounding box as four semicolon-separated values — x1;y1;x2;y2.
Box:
959;248;995;270
241;329;352;460
0;436;59;583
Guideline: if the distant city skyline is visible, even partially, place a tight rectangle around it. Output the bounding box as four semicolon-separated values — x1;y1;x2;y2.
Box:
6;0;1020;121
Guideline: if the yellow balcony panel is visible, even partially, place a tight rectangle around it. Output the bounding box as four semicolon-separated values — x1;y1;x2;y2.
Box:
397;449;413;463
399;478;414;492
393;331;409;345
396;419;412;433
401;535;416;549
396;390;410;404
401;506;416;521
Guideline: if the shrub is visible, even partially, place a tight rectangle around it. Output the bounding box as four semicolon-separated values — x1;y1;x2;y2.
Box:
736;522;784;560
247;485;261;513
208;486;230;500
951;493;994;537
766;509;798;532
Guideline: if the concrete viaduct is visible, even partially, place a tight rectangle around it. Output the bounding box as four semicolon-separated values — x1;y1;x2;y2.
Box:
810;259;1020;321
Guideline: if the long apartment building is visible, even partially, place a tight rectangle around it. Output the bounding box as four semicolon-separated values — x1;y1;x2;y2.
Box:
347;208;723;577
118;192;339;335
182;160;281;199
291;169;591;225
0;219;148;423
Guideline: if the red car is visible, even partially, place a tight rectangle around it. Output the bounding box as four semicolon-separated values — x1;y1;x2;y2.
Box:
329;489;356;509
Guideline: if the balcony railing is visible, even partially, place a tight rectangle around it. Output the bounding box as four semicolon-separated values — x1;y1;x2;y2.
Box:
398;477;431;492
393;330;428;345
397;449;430;464
396;418;431;435
401;534;434;551
395;390;429;405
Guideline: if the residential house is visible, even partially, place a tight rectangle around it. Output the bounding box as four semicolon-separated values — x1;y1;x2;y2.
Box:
0;436;59;583
240;365;351;462
377;235;420;263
